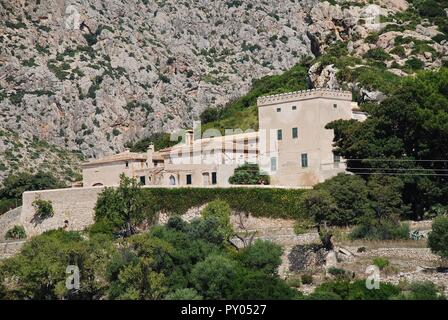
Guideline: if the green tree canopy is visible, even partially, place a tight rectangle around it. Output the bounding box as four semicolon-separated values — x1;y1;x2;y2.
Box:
237;239;283;275
0;230;115;300
0;171;66;214
94;174;156;236
326;68;448;218
200;200;233;240
428;215;448;258
228;163;270;185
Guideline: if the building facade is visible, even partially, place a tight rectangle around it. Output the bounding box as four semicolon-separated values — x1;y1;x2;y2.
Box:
81;89;366;188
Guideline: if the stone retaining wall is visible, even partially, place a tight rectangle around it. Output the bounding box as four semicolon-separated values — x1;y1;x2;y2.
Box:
0;206;22;240
0;240;26;260
20;187;105;237
16;185;307;239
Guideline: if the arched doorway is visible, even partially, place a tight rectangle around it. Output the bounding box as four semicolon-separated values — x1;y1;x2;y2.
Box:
169;175;176;185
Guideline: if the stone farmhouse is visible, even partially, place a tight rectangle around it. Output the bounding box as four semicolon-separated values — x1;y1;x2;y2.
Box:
0;88;367;240
82;88;366;188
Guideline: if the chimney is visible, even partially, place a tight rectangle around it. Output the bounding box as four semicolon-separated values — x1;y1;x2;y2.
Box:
146;144;155;168
185;129;194;145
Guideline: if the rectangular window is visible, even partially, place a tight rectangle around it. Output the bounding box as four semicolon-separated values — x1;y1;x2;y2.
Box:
292;105;297;110
333;103;337;109
277;129;282;140
186;174;192;185
334;153;341;168
139;176;146;185
211;172;217;185
292;127;298;139
125;161;129;168
276;107;281;112
271;157;277;172
301;153;308;168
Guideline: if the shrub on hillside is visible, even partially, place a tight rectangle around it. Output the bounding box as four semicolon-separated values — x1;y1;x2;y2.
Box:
406;281;446;300
364;48;392;61
314;279;400;300
94;174;156;236
126;132;181;152
372;257;390;270
427;215;448;258
201;200;233;240
32;198;54;220
238;239;282;275
349;219;409;240
405;57;425;70
200;107;220;123
165;288;203;300
297;189;339;224
5;225;26;240
327;267;351;279
301;274;313;285
190;255;239;300
424;204;448;219
0;230;115;299
0;171;66;213
229;270;299;300
315;174;370;224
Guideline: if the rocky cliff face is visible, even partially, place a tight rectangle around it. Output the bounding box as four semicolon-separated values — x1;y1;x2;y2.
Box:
0;0;316;158
0;0;447;183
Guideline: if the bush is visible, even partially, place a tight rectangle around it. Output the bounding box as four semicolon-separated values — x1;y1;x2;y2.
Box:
405;57;425;70
165;288;202;300
364;48;392;61
297;189;338;225
406;281;446;300
416;0;445;18
201;200;233;239
0;229;115;299
424;204;448;219
327;267;350;279
139;187;306;219
95;174;156;236
313;174;371;226
126;132;181;152
390;46;406;58
228;163;269;185
372;257;390;270
365;32;379;44
0;171;66;211
347;280;400;300
350;219;409;240
200;107;220;123
301;274;313;285
229;270;299;299
428;215;448;258
32;198;54;220
314;279;400;300
285;275;302;288
238;240;282;275
305;291;342;300
5;225;26;240
187;217;228;246
190;255;239;299
293;219;314;235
